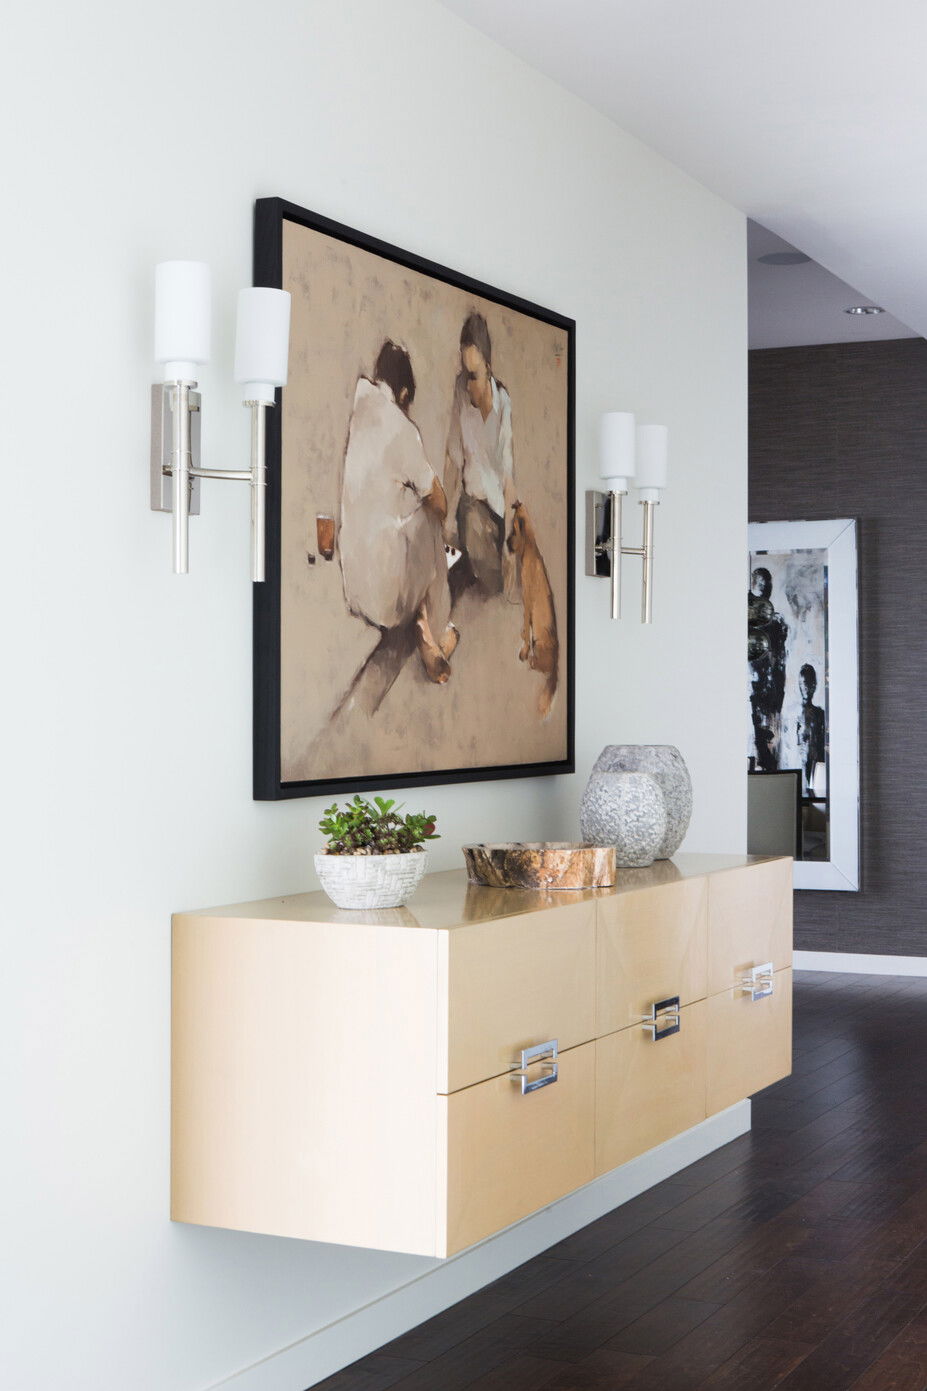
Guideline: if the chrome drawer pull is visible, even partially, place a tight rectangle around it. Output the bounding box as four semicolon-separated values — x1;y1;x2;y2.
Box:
641;996;681;1041
741;962;774;1001
510;1039;558;1094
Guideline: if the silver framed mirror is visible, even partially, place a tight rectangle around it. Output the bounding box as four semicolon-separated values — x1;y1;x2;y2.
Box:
748;518;859;891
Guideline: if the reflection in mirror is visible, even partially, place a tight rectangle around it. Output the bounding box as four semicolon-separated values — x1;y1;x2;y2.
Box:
747;770;802;861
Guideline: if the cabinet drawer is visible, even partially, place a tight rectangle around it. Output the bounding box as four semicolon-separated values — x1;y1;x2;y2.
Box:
708;859;792;996
595;1000;707;1174
597;878;708;1035
441;901;596;1093
706;967;792;1114
441;1040;595;1256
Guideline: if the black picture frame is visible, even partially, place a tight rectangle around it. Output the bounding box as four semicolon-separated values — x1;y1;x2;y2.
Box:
252;197;575;801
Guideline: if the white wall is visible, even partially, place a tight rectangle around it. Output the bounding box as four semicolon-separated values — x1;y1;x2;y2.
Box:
0;2;746;1388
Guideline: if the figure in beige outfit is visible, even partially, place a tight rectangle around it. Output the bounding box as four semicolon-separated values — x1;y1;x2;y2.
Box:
339;341;459;683
444;313;519;599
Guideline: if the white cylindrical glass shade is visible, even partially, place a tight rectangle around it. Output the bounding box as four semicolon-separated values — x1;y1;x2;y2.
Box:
155;261;210;379
600;411;635;491
636;424;668;491
235;288;291;401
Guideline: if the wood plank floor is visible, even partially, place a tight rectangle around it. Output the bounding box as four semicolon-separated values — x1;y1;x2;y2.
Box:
309;972;927;1391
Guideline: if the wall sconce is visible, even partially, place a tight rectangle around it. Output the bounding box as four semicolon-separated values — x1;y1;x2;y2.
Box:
150;261;291;582
585;412;668;622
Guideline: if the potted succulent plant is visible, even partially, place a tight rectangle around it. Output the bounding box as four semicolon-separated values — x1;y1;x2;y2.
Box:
314;794;439;909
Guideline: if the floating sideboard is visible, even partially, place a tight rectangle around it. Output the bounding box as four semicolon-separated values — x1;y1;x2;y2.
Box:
171;853;792;1257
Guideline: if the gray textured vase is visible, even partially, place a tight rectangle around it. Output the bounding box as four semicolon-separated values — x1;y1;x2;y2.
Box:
589;745;693;859
580;771;667;868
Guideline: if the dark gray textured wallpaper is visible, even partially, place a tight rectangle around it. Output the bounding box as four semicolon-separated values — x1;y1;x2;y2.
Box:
750;339;927;957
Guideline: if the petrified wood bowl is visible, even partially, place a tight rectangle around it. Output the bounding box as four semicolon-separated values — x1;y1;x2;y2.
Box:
462;842;616;891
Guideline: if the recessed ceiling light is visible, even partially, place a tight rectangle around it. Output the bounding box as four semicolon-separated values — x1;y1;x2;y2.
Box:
757;251;812;266
844;305;885;315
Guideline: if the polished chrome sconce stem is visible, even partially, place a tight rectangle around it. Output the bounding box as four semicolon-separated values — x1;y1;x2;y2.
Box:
169;381;194;575
248;400;267;584
585;489;658;623
610;489;623;620
641;498;656;624
153;391;272;581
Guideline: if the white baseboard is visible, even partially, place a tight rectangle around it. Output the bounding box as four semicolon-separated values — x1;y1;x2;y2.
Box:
795;950;927;977
211;1101;750;1391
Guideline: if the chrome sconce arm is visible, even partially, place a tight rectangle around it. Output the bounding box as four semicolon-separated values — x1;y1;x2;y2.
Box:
152;387;271;582
585;487;658;623
150;264;290;583
586;414;667;623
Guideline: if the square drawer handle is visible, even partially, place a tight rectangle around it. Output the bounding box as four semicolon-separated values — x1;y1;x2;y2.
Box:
641;996;681;1041
510;1039;559;1094
741;962;774;1001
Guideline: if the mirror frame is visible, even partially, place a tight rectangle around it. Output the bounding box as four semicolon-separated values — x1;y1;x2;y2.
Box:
749;518;860;891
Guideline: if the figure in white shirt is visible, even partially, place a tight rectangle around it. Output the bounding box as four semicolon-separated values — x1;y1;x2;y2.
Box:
339;341;459;684
444;312;519;599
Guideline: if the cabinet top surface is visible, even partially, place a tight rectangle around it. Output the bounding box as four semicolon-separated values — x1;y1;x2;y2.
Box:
176;854;789;933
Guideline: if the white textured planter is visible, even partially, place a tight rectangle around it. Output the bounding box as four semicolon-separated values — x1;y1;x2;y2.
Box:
314;849;428;909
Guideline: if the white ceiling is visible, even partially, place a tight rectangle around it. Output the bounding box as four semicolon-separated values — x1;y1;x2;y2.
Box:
747;222;915;349
437;0;927;346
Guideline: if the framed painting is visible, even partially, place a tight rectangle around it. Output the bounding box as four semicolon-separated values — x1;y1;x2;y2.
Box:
748;518;859;891
252;198;575;800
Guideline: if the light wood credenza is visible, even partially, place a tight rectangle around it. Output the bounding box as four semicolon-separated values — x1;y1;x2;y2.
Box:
171;853;792;1257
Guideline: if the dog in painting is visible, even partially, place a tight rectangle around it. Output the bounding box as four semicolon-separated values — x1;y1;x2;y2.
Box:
507;501;559;720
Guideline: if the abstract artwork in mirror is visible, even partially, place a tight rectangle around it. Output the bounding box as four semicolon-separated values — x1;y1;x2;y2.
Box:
748;518;859;891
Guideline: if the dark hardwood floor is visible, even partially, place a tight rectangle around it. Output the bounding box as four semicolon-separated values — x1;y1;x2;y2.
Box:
310;972;927;1391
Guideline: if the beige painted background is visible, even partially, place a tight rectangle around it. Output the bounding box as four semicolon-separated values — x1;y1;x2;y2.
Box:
280;218;570;784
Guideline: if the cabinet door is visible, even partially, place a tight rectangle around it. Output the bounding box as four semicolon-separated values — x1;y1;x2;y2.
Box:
440;1040;595;1256
595;1000;707;1174
441;902;596;1093
706;967;792;1114
172;913;442;1255
597;878;709;1036
708;858;792;997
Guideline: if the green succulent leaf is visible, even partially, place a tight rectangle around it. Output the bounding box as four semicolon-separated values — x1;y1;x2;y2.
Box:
318;794;439;855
